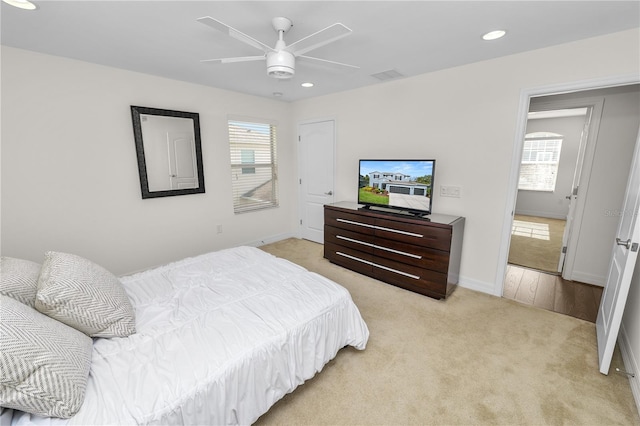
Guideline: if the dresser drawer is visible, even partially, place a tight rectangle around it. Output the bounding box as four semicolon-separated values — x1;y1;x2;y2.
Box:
373;236;450;273
374;256;448;297
324;225;375;254
324;242;373;276
325;209;376;235
374;217;451;251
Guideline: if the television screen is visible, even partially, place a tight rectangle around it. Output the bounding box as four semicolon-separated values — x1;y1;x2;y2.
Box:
358;159;435;215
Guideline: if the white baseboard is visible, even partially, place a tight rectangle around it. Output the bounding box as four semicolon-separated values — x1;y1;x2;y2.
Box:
569;270;606;287
514;209;567;220
244;232;297;248
618;323;640;416
458;276;498;296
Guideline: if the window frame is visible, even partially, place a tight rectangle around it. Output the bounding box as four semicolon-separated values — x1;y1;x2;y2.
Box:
228;118;279;213
518;133;564;192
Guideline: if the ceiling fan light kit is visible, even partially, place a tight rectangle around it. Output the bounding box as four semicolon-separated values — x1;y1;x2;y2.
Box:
267;50;295;79
198;15;358;81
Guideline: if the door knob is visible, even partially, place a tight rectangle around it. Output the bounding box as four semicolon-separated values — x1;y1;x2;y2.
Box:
616;238;631;249
325;191;333;195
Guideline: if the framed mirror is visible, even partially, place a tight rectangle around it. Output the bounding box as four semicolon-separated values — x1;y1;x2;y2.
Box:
130;106;205;199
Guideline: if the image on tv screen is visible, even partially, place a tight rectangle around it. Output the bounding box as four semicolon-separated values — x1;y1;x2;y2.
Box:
358;159;435;213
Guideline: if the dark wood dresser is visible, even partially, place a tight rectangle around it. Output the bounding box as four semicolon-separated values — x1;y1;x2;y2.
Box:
324;201;464;299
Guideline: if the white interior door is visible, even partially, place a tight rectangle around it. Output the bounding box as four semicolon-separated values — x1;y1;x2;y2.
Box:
558;108;592;273
167;132;198;189
596;126;640;374
298;120;335;243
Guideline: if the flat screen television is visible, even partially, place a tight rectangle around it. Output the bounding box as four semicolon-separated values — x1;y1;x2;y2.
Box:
358;159;435;216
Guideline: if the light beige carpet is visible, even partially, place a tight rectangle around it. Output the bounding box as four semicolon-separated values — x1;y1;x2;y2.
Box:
257;238;639;425
509;215;566;273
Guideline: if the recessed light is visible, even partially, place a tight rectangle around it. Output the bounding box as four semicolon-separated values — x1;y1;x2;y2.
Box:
482;30;506;41
272;92;283;97
301;82;314;88
2;0;37;10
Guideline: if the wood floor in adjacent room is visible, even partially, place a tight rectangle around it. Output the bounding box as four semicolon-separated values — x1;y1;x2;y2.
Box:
504;264;603;323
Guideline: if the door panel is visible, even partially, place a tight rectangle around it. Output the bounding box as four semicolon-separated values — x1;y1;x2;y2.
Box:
299;120;335;243
596;126;640;374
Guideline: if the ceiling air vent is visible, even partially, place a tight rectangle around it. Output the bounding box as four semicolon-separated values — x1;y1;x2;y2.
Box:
371;69;404;81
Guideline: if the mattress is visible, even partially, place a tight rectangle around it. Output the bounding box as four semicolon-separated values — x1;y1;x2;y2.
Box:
4;246;369;425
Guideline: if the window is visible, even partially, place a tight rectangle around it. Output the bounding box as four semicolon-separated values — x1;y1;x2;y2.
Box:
228;119;278;213
240;150;255;174
518;132;563;192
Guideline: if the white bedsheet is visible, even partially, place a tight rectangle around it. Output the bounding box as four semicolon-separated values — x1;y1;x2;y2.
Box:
6;246;369;425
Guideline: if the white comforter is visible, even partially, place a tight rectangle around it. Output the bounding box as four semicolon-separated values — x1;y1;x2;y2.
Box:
6;246;369;425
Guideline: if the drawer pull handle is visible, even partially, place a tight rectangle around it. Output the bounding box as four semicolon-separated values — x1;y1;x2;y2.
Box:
336;218;424;238
336;235;422;259
335;251;420;280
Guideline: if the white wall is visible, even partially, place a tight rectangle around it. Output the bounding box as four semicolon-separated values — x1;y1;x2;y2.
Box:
515;114;585;219
290;28;640;295
0;46;295;275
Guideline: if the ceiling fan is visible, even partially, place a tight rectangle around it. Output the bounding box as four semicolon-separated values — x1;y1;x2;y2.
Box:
197;16;359;79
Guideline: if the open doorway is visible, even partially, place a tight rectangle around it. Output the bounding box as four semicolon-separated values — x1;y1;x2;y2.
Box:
508;107;591;275
501;83;640;322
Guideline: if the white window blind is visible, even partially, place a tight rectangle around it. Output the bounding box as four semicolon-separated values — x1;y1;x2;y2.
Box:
228;120;278;213
518;137;563;191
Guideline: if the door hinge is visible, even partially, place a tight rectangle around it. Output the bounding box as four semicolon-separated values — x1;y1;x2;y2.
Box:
299;178;302;185
562;246;567;254
300;219;302;225
298;135;301;141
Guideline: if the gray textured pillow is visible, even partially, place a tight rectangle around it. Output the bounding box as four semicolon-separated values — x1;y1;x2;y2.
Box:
0;295;93;418
0;257;41;307
35;251;136;338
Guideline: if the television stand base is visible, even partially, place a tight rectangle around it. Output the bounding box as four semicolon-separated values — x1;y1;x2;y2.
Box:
360;205;430;219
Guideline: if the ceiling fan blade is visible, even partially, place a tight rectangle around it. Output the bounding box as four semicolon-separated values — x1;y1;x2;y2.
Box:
298;55;359;69
286;23;353;56
197;16;275;54
200;55;266;64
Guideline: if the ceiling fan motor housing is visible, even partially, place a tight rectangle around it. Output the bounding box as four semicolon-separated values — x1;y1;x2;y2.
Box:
267;50;295;79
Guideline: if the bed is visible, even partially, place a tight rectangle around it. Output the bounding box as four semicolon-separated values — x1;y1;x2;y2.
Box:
1;245;369;425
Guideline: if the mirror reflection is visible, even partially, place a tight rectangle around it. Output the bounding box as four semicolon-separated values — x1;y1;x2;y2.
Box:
131;106;205;199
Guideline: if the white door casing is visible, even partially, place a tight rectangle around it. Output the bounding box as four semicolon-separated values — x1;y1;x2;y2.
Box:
298;120;335;243
596;125;640;375
497;75;639;298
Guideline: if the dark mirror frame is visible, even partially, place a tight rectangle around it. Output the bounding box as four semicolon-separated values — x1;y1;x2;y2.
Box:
130;106;205;199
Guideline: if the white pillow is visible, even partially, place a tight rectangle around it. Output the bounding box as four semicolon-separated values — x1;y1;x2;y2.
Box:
35;251;136;338
0;257;41;307
0;295;93;418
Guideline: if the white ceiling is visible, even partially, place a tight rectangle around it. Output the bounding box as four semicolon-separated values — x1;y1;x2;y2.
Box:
2;1;639;102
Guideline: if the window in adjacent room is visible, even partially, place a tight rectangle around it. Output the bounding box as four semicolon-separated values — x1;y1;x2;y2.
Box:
228;119;278;213
518;132;563;192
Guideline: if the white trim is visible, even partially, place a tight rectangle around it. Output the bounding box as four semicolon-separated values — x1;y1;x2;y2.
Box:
569;271;606;287
513;209;567;220
496;74;640;297
619;323;640;415
458;276;498;296
244;231;296;248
